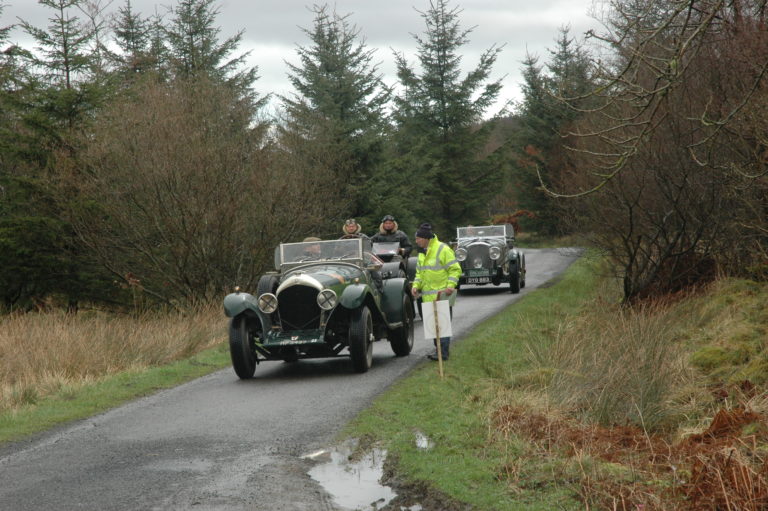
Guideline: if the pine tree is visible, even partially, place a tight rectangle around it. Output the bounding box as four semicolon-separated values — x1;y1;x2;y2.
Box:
0;1;16;92
7;0;113;310
112;0;153;78
19;0;93;91
508;27;594;235
391;0;503;234
164;0;258;96
281;4;391;223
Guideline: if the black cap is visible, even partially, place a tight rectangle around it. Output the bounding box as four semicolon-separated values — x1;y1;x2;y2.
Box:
415;223;434;239
382;214;395;222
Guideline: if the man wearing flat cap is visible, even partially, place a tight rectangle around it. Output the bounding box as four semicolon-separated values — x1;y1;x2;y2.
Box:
411;223;461;360
370;214;412;257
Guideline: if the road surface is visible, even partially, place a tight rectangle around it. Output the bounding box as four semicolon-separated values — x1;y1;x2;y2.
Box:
0;248;581;511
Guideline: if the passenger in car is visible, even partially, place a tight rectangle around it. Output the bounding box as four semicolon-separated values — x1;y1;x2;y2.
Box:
371;214;412;257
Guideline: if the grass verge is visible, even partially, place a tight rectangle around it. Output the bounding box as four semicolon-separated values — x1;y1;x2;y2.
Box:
344;254;768;510
344;253;599;510
0;305;231;445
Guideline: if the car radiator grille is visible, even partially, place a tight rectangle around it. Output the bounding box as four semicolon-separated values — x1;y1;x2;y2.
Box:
278;286;321;330
461;245;492;270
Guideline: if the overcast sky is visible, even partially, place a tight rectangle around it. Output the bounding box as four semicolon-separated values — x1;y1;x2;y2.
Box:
2;0;603;114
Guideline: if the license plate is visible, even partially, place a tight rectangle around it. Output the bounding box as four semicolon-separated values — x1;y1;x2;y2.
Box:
466;277;490;284
468;269;488;277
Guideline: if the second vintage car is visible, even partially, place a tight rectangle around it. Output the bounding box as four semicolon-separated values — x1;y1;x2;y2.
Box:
223;237;415;378
454;224;526;293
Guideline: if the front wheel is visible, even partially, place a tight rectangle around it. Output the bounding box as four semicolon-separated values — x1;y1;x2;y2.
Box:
389;294;414;356
349;306;373;373
229;314;257;379
509;267;521;294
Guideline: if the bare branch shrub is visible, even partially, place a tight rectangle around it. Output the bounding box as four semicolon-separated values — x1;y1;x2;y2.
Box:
557;1;768;299
70;78;344;307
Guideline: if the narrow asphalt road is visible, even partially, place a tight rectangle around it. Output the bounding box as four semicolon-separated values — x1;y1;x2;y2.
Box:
0;248;581;511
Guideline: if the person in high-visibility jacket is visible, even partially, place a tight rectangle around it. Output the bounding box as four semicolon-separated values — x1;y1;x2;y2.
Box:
411;223;462;360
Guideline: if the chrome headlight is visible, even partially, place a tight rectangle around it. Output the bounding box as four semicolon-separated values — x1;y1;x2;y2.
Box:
317;289;338;311
258;293;278;314
472;257;483;269
489;246;501;260
455;247;467;261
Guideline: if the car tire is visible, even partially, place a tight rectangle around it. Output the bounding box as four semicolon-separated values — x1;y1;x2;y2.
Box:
229;314;257;379
509;267;521;294
389;294;414;356
349;306;373;373
520;255;526;288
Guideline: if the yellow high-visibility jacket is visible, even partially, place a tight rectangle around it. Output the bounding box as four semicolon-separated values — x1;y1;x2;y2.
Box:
413;236;462;303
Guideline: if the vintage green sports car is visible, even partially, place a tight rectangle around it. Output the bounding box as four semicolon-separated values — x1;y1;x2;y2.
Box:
223;237;415;378
455;223;526;293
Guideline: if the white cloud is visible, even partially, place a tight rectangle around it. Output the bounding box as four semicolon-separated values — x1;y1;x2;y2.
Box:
2;0;603;112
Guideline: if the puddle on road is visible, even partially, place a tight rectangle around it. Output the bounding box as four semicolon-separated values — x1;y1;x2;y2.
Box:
304;437;425;511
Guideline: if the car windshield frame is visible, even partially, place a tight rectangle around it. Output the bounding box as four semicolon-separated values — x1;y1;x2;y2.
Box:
275;238;380;269
456;224;513;240
372;241;400;256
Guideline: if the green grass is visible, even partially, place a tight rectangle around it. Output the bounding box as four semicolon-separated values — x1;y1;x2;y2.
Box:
0;344;230;445
344;254;600;510
345;255;768;510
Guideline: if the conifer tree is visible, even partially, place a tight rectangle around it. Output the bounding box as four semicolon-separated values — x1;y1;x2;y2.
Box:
164;0;258;96
19;0;93;91
281;4;391;223
510;27;593;235
392;0;503;233
8;0;113;310
112;0;153;79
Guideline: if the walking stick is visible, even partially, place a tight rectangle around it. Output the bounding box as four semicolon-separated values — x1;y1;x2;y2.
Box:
434;291;444;379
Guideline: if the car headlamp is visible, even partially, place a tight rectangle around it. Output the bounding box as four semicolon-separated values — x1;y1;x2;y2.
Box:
317;289;338;311
489;246;501;260
455;247;467;261
258;293;278;314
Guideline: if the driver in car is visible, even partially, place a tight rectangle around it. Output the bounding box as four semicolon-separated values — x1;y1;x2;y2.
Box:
301;237;323;260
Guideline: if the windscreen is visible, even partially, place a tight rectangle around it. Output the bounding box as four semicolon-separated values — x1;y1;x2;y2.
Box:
276;238;364;266
456;225;508;239
372;242;400;256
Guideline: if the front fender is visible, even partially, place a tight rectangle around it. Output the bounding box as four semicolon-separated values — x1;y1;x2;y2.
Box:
507;249;521;267
406;256;418;282
339;284;372;309
224;291;259;317
224;291;271;335
381;277;408;325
